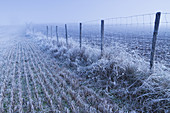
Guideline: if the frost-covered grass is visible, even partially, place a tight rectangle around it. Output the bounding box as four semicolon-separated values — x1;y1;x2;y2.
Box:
1;27;123;112
29;30;170;112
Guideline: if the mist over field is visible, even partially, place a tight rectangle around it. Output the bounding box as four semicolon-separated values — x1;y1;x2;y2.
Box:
0;0;170;112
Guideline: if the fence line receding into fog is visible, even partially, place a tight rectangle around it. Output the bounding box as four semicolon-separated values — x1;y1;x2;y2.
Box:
30;12;170;69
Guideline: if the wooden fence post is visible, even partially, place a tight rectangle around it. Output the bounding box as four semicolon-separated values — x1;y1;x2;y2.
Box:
150;12;161;69
46;26;48;39
65;24;68;46
56;26;59;43
101;20;104;56
51;26;52;38
33;27;34;34
33;27;35;37
80;23;82;49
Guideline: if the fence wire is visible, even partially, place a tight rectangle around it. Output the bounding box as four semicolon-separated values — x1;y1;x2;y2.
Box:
82;20;101;49
32;12;170;68
156;13;170;67
104;14;155;62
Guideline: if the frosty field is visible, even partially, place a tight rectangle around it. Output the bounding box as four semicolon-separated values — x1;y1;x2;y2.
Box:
1;0;170;112
0;25;169;113
0;26;120;112
31;23;170;112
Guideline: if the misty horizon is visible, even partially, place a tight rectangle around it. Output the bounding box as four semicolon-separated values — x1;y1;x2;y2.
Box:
0;0;170;25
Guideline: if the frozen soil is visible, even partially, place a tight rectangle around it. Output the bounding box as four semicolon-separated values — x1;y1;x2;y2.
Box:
0;37;121;112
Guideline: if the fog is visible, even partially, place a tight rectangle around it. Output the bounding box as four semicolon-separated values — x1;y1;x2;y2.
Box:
0;0;170;25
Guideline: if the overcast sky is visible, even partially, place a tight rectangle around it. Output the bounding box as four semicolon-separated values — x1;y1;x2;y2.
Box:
0;0;170;25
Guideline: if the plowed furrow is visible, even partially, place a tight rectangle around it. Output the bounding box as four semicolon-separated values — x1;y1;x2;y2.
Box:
22;45;44;112
0;47;15;113
27;42;101;112
24;44;56;112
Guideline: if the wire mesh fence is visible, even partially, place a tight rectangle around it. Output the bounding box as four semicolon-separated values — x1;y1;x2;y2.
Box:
81;20;101;49
156;13;170;67
103;14;155;61
31;12;170;68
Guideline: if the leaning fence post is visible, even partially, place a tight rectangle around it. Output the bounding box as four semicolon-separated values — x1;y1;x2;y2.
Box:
150;12;161;69
80;23;82;49
46;26;48;39
65;24;68;46
101;20;104;56
56;26;59;43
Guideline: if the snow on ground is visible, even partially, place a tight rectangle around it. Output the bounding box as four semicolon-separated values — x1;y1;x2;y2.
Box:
28;29;170;112
0;26;123;112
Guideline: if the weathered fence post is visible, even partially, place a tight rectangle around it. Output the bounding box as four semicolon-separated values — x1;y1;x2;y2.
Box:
56;26;59;43
51;26;53;38
101;20;104;56
65;24;68;46
46;26;48;39
33;27;35;37
80;23;82;49
150;12;161;69
33;27;34;34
